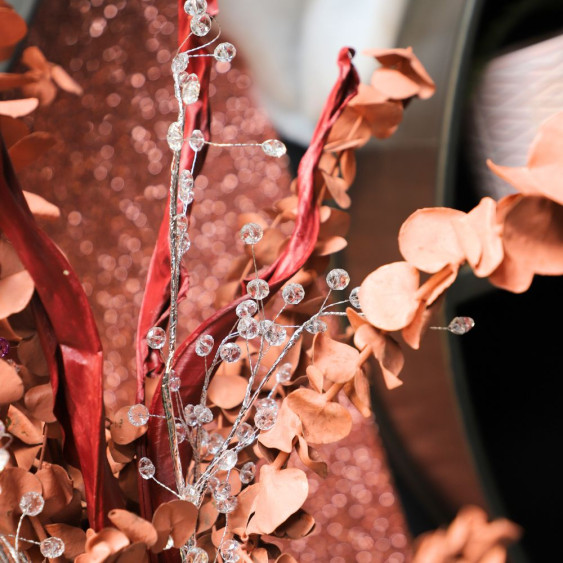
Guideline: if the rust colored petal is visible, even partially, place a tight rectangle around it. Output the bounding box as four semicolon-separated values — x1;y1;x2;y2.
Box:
359;261;420;331
286;388;352;444
108;509;158;547
258;398;302;453
246;465;309;535
399;208;467;273
313;332;360;384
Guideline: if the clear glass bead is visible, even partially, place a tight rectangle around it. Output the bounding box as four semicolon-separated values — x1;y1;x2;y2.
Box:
256;397;278;412
262;321;286;346
207;476;220;493
195;404;213;424
147;326;166;349
19;492;44;516
179;170;195;204
195;334;214;356
176;422;188;443
216;495;237;514
217;449;238;471
186;546;208;563
190;13;211;36
164;536;174;550
128;403;149;426
181;484;199;504
261;139;287;158
189;129;205;151
240;222;263;245
282;283;305;305
448;316;475;335
235;299;258;318
183;0;207;16
219;342;241;363
239;461;256;484
237;317;259;340
247;279;269;300
305;318;328;334
167;121;184;151
255;409;277;431
236;422;255;446
177;215;189;233
171;52;189;73
184;404;199;427
220;539;241;562
349;287;361;309
181;73;200;105
177;232;191;255
40;537;65;558
326;268;350;290
214;42;237;63
276;362;292;384
207;433;223;455
213;481;231;501
138;457;155;480
199;428;209;448
169;375;181;392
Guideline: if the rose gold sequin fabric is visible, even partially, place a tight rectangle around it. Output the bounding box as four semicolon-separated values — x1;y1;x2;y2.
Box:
18;1;410;560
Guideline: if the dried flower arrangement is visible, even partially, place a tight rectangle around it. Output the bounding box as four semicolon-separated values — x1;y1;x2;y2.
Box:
3;0;562;561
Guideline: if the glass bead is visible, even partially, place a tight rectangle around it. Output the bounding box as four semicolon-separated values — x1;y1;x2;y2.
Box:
282;283;305;305
184;404;199;427
237;317;259;340
181;73;200;105
147;326;166;349
138;457;155;480
177;215;189;233
326;268;350;290
235;299;258;318
190;13;211;36
19;492;44;516
239;461;256;484
207;433;223;455
189;129;205;151
169;375;181;392
0;420;5;434
219;342;241;363
177;232;191;255
236;422;255;446
213;481;231;501
255;409;277;431
240;222;263;245
262;321;286;346
164;536;174;550
217;449;238;471
349;287;361;309
167;121;184;151
195;404;213;424
214;42;236;63
216;495;237;514
261;139;287;158
128;403;149;426
256;397;278;412
220;539;241;562
171;52;189;73
0;449;9;472
40;537;65;558
181;484;198;504
199;428;209;448
195;334;214;356
186;547;208;563
176;422;188;443
183;0;207;16
276;363;292;384
247;279;269;300
448;316;475;335
207;476;220;492
305;318;327;334
0;337;9;358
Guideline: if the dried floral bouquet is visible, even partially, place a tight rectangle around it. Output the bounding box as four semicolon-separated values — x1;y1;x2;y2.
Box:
5;0;563;561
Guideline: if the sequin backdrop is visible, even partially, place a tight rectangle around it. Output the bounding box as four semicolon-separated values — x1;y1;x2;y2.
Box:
19;0;410;560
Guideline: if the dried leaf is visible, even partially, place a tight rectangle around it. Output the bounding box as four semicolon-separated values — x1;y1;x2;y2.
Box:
415;264;458;306
207;373;247;409
81;528;130;562
44;523;87;559
399;208;467;273
0;269;34;319
313;333;359;384
196;500;218;534
246;465;309;535
6;404;43;444
402;301;434;350
115;543;150;563
23;191;61;221
151;500;197;551
0;358;24;404
108;509;158;547
320;170;351;209
306;364;324;393
110;405;148;445
258;399;302;453
0;98;39;118
274;509;316;539
0;467;42;515
8;132;56;171
51;65;83;95
344;367;371;418
24;383;56;422
359;261;420;331
295;435;327;478
0;7;27;49
0;115;29;148
228;483;259;537
36;463;74;517
286;388;352;444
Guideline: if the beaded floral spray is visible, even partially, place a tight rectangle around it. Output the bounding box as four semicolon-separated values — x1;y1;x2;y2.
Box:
5;0;554;559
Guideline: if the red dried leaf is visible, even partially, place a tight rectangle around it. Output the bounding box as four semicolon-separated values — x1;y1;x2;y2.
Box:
246;465;309;535
286;388;352;444
360;261;420;331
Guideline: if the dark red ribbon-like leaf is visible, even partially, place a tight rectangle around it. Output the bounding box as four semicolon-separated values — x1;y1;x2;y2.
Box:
0;138;123;530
